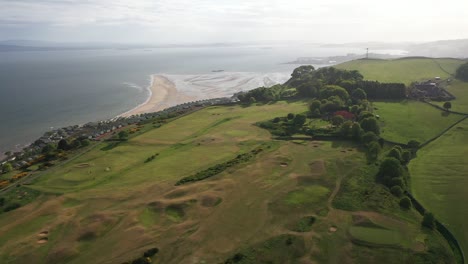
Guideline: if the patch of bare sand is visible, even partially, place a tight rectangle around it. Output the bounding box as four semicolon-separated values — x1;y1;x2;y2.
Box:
121;75;196;117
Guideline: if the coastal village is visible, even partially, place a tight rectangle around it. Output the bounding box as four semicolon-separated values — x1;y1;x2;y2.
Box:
0;97;235;175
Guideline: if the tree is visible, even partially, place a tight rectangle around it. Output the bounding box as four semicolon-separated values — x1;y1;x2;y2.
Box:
387;147;402;161
2;163;13;173
331;115;345;126
41;143;56;154
360;117;380;135
351;123;363;141
456;62;468;81
293;114;307;127
249;97;256;104
4;151;11;157
320;85;350;101
118;130;129;140
378;158;404;185
401;151;412;164
57;139;70;151
362;131;379;145
399;196;412;209
391;185;404;197
366;141;381;163
407;140;420;149
443;101;452;111
422;212;436;229
287;113;295;120
340;121;354;138
351;88;367;101
309;100;321;112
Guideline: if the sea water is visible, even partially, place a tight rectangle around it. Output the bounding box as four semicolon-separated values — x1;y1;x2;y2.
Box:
0;44;405;155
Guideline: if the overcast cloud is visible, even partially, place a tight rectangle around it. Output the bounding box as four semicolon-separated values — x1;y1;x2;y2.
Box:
1;0;467;43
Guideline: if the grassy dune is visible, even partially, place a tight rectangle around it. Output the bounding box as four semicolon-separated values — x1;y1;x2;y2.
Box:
410;118;468;257
336;57;465;84
373;100;463;144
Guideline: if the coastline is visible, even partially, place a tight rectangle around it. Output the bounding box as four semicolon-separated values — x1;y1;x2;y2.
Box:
119;75;195;117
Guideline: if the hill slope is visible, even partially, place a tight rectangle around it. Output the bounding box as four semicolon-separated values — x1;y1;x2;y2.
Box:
336;57;465;84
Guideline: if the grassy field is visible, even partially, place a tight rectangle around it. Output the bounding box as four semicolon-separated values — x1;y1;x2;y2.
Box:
433;80;468;114
0;100;456;263
410;118;468;258
336;57;465;84
372;100;463;144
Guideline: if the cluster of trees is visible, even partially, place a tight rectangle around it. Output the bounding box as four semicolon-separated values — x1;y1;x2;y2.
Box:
341;80;406;100
456;62;468;81
257;113;307;137
287;65;406;100
375;145;415;210
145;153;159;163
1;163;13;174
237;85;296;104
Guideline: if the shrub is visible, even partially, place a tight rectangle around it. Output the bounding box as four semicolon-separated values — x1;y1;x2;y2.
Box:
390;186;404;197
422;212;436;229
399;196;412;209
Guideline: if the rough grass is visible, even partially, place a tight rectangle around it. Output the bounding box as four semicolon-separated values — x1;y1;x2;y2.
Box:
410;118;468;257
0;100;457;264
336;58;465;84
373;100;463;144
284;185;330;206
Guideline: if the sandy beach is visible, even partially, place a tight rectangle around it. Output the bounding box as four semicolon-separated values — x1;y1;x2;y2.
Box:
120;75;195;117
120;72;290;117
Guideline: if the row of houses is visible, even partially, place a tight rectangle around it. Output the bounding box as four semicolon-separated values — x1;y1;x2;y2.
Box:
1;97;236;169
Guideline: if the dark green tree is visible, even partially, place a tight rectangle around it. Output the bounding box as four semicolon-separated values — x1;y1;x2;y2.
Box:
407;140;420;149
443;101;452;111
309;100;321;112
456;62;468;81
287;113;295;120
293;114;307;127
351;123;363;141
362;131;379;145
57;139;70;151
378;158;404;185
118;131;129;140
387;147;402;161
422;212;436;229
331;115;345;126
351;88;367;101
366;141;381;163
320;85;350;101
399;196;412;209
360;117;380;135
390;185;404;197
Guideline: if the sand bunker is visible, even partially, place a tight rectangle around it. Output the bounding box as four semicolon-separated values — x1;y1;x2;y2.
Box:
280;162;288;167
329;226;338;233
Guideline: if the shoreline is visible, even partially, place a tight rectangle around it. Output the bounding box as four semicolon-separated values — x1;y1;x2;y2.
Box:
118;75;196;118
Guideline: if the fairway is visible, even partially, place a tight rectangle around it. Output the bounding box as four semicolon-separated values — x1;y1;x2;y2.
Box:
337;58;465;84
410;118;468;257
373;100;463;144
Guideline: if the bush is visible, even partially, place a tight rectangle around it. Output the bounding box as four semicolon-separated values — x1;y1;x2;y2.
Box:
287;113;295;120
399;196;412;209
3;202;20;212
390;186;404;197
456;62;468;81
422;212;436;229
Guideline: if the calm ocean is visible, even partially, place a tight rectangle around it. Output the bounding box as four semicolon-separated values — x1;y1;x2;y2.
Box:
0;44;403;155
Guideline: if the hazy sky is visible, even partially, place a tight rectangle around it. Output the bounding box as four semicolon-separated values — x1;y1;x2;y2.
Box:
1;0;468;44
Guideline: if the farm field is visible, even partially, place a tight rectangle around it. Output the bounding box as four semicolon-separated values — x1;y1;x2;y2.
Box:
433;80;468;114
410;118;468;258
0;100;451;264
372;100;463;144
336;58;465;84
